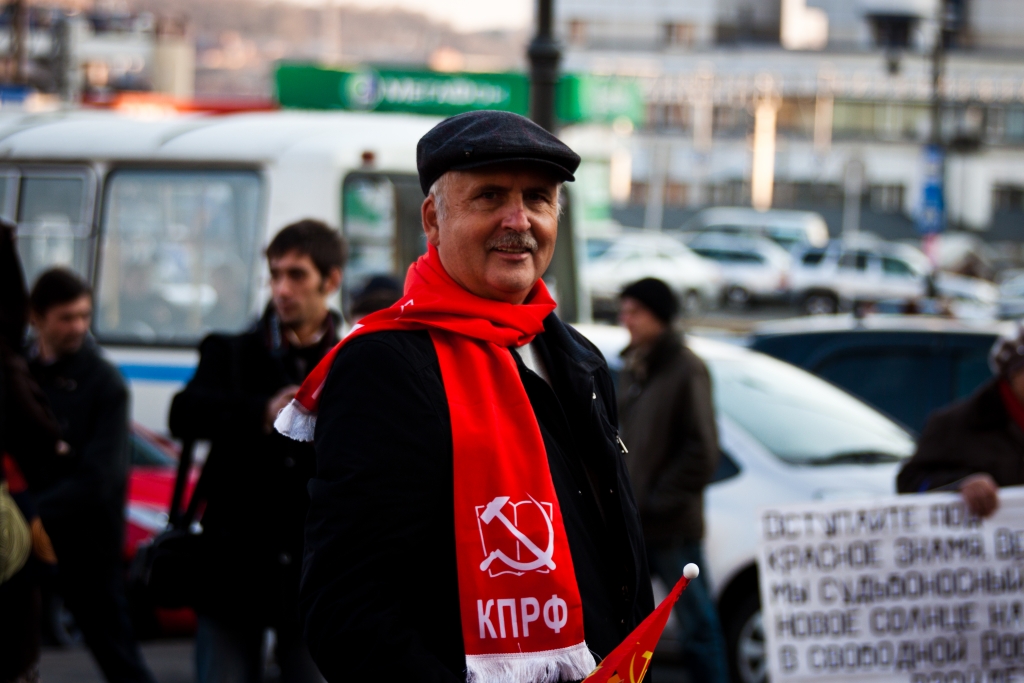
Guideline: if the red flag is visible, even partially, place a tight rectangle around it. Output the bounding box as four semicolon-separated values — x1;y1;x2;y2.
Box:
583;563;700;683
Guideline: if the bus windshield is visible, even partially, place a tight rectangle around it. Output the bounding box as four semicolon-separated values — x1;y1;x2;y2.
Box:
95;169;262;345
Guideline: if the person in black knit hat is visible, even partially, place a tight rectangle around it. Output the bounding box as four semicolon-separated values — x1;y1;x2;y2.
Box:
617;277;730;683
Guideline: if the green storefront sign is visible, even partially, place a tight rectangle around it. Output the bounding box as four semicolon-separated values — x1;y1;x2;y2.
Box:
275;64;644;126
275;64;529;117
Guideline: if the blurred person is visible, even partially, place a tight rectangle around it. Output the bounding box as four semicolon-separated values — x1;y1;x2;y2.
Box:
284;111;653;682
898;325;1024;517
27;268;155;683
113;262;175;339
0;220;61;683
169;219;345;683
617;277;730;683
348;274;402;323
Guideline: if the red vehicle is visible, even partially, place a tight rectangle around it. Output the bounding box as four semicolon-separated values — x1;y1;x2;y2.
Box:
44;425;199;644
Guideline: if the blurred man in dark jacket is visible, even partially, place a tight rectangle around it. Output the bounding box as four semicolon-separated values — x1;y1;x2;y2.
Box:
898;326;1024;516
170;219;344;683
617;277;729;683
27;268;155;683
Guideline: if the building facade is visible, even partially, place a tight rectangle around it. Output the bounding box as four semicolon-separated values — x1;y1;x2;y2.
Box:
558;0;1024;241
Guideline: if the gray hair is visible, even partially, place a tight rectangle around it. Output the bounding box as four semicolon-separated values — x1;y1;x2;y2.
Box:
428;172;456;223
427;171;563;223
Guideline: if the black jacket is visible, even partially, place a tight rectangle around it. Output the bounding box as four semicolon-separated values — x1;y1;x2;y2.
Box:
301;314;654;682
898;377;1024;493
0;221;60;500
169;308;339;626
29;339;130;559
618;331;719;544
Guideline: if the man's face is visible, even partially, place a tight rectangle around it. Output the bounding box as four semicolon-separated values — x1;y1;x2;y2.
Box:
422;166;560;304
33;296;92;358
619;296;666;348
269;251;340;327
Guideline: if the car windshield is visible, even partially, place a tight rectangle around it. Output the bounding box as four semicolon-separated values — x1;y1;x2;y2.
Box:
705;351;915;465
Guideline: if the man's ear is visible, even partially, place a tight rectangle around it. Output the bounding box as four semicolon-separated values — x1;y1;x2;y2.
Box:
322;267;342;296
422;195;440;248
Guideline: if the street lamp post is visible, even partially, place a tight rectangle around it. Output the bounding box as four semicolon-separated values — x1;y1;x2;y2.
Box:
528;0;561;132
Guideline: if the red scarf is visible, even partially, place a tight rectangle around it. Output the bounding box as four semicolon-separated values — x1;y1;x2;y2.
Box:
276;245;596;683
999;379;1024;432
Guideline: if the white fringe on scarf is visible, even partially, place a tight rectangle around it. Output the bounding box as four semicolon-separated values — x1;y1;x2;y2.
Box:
274;399;316;442
466;642;596;683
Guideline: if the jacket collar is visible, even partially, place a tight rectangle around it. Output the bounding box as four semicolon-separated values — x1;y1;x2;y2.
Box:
965;376;1010;430
257;303;341;358
540;313;605;376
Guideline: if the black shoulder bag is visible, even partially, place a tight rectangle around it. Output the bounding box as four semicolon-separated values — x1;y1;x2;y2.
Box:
128;438;209;609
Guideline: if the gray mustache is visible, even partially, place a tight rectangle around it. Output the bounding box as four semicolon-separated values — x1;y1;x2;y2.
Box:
486;232;538;252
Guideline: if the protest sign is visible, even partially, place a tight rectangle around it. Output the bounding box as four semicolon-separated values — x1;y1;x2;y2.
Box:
758;488;1024;683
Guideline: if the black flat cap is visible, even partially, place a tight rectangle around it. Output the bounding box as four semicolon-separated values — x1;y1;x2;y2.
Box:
416;110;581;195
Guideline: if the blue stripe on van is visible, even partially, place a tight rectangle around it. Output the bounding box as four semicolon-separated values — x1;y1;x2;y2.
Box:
118;364;195;383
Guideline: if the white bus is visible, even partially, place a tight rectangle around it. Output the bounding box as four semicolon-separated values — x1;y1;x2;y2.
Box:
7;108;585;432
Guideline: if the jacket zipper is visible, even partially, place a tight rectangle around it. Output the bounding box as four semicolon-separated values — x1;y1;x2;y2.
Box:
616;433;628;454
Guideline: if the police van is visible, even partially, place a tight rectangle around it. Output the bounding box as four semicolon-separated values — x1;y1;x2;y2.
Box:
7;108;585;432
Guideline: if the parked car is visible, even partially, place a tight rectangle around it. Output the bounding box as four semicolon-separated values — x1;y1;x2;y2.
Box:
574;324;914;683
682;232;792;308
43;425;198;645
677;207;830;250
749;315;1010;434
790;237;931;315
791;235;1000;317
583;230;723;321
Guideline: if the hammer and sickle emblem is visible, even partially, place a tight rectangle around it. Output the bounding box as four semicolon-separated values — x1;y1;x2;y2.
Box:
478;495;556;574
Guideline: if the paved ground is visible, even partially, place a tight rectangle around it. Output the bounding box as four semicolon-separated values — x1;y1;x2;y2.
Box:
39;640;689;682
40;641;193;683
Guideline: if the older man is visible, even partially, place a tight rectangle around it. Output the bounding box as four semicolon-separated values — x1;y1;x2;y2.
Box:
278;111;653;682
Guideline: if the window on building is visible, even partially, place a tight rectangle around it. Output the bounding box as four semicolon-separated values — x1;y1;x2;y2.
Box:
95;169;263;344
773;182;843;209
709;181;750;206
663;22;695;47
776;97;815;138
867;184;905;213
568;19;586;46
664;182;689;206
630;182;648;205
1006;107;1024;142
994;185;1024;212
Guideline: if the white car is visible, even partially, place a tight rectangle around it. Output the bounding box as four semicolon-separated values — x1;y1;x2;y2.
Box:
792;237;1000;318
574;324;914;683
583;231;723;319
679;207;830;250
790;237;931;314
683;233;793;308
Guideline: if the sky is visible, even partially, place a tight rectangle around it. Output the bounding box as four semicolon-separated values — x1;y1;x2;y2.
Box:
313;0;533;32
